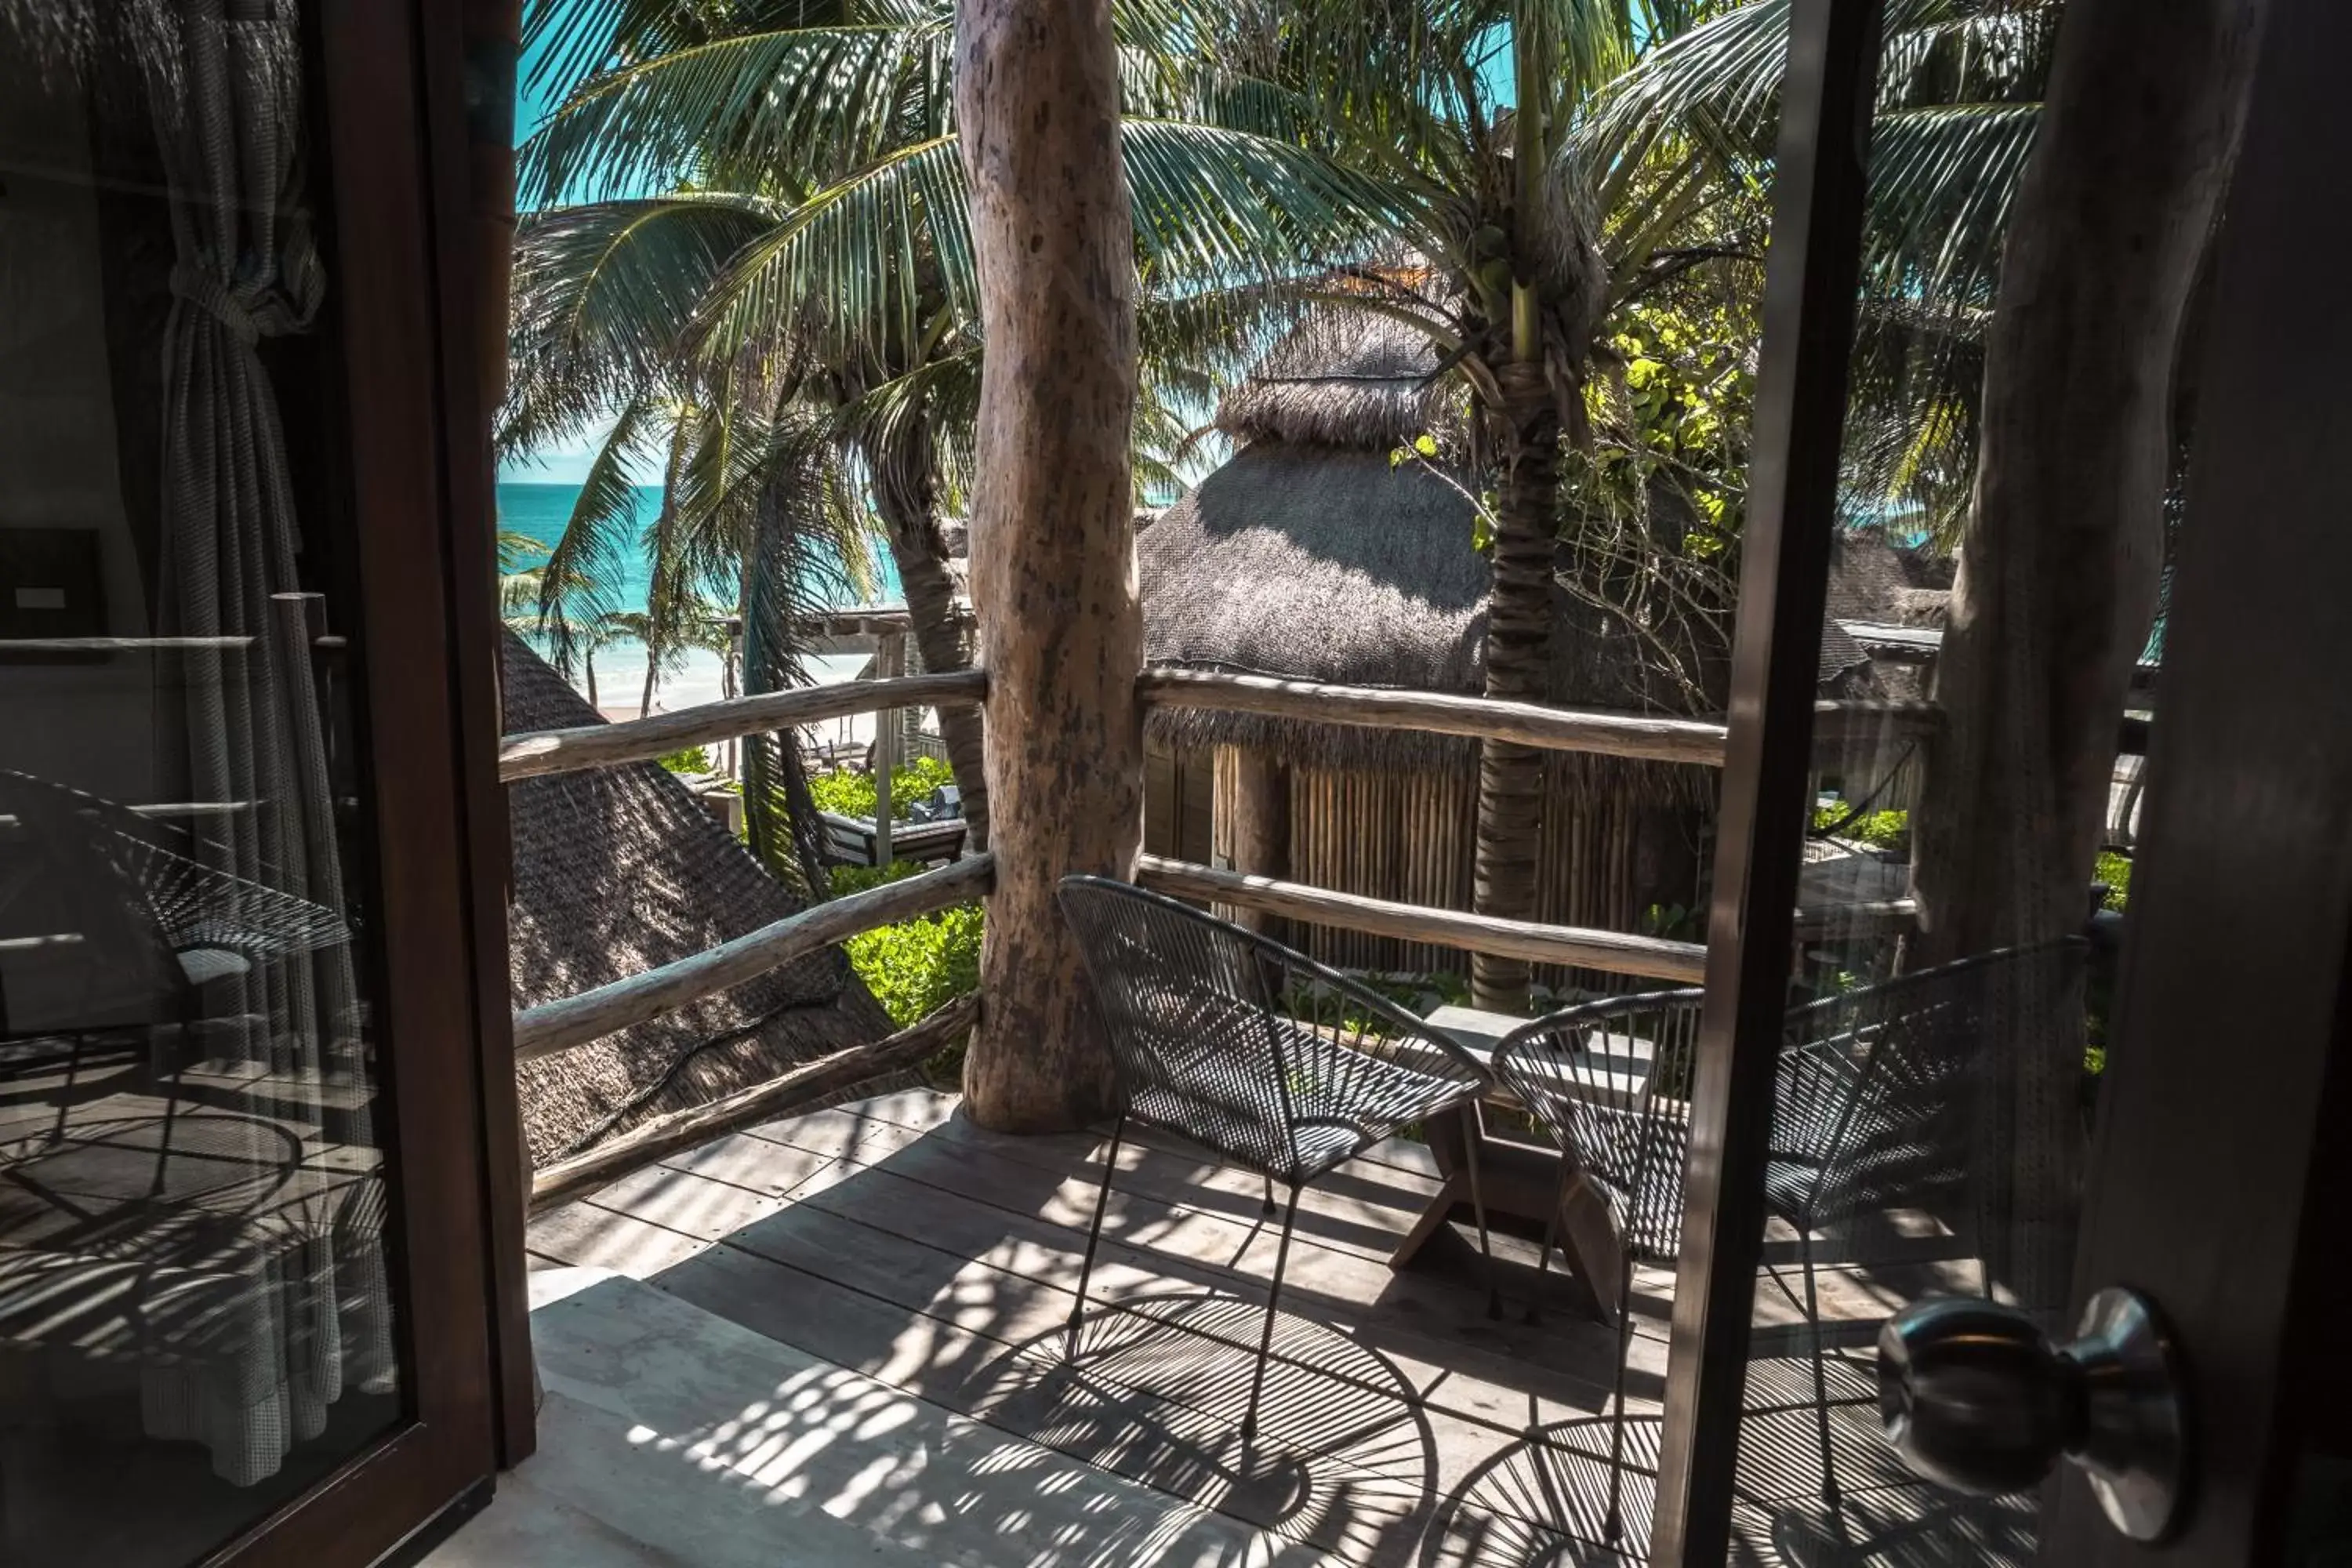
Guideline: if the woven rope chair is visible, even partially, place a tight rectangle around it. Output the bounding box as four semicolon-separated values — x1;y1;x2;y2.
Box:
1056;875;1496;1440
1768;938;2088;1541
1490;988;1705;1544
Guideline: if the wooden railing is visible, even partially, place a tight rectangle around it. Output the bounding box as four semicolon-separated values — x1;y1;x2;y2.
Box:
504;667;993;1201
512;855;992;1061
1133;666;1930;976
499;669;987;783
509;655;1932;1210
1137;855;1709;982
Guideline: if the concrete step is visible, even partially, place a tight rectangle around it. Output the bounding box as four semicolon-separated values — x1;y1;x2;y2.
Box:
426;1267;1334;1568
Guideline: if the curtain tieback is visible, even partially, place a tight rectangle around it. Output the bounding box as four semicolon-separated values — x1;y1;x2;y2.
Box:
171;263;263;348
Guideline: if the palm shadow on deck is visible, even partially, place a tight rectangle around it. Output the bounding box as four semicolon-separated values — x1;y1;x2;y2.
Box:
524;1087;1672;1566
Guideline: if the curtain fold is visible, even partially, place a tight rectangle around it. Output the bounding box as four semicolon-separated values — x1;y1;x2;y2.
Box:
138;0;393;1485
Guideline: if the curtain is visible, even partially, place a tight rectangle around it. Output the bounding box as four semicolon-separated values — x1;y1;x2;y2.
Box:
138;0;394;1486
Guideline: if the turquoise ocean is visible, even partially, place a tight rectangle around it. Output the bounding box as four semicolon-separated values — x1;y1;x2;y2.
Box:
497;481;902;712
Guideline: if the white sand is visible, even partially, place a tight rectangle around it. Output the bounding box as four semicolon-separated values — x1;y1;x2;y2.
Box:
575;644;887;764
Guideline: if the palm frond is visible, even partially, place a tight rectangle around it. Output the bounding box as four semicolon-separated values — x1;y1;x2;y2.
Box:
533;390;656;677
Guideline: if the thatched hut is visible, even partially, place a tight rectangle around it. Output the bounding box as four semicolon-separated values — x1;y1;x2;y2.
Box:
501;633;895;1164
1139;317;1726;976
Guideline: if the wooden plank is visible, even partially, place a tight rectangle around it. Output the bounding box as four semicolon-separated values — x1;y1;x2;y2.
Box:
511;861;989;1062
497;668;987;782
1138;666;1731;766
636;1238;1491;1564
1136;855;1710;983
526;995;977;1205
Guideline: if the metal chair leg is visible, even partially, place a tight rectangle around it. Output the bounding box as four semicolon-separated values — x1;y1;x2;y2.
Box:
1604;1246;1637;1542
1241;1179;1303;1443
1798;1226;1847;1530
1065;1114;1127;1363
1526;1162;1573;1327
1460;1103;1499;1319
1261;1173;1276;1218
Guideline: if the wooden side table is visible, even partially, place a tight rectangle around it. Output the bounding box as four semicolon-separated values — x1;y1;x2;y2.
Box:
1390;1004;1652;1324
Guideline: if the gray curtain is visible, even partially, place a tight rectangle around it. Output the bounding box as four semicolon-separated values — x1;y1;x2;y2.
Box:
140;0;394;1486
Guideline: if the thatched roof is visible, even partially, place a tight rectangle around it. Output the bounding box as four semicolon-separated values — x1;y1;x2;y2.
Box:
503;633;893;1164
1213;310;1454;451
1819;532;1955;694
1141;313;1719;779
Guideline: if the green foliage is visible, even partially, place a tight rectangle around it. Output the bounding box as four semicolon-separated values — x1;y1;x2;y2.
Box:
657;746;713;775
2095;850;2132;912
1642;902;1702;941
830;860;983;1029
1812;804;1911;851
808;756;957;822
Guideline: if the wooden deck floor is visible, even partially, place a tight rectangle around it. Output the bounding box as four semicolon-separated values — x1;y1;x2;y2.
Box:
524;1087;2028;1566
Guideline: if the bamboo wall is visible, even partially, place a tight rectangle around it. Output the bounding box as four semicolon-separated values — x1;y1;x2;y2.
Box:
1145;736;1706;990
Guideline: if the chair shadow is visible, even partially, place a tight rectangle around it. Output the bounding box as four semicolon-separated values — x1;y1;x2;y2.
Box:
967;1288;1443;1567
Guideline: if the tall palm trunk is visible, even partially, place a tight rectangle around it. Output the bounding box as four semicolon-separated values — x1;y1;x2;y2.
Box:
1472;358;1559;1013
871;415;991;849
584;648;598;709
1912;0;2263;1312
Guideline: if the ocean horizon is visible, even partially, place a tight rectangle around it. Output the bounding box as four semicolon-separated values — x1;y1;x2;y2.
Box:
498;481;902;718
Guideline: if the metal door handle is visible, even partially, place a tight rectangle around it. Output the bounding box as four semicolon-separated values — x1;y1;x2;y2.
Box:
1876;1287;2189;1542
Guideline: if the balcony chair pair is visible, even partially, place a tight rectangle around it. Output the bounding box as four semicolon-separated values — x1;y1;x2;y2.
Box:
1054;875;1497;1442
1486;940;2085;1548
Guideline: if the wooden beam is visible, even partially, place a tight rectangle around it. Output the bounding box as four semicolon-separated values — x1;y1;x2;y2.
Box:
1136;667;1940;765
1791;897;1918;938
527;993;978;1214
499;669;987;782
512;854;993;1060
1138;667;1730;764
1134;854;1708;983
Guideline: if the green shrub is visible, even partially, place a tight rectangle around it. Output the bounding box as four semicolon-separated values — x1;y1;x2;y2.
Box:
657;745;714;775
2095;849;2132;911
830;860;983;1029
808;756;957;822
1809;804;1910;851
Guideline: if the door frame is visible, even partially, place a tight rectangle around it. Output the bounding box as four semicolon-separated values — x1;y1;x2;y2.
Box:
196;2;531;1562
1646;0;1884;1559
1649;0;2349;1561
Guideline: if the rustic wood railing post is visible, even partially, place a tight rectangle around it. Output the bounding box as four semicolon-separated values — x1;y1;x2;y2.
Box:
956;0;1142;1131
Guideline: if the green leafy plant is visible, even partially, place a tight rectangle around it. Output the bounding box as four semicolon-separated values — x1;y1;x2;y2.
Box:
2094;850;2132;912
808;757;957;823
830;861;982;1031
657;745;714;775
1812;804;1911;852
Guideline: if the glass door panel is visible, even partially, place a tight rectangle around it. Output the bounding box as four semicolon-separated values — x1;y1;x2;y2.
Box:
0;6;435;1562
1645;2;2325;1564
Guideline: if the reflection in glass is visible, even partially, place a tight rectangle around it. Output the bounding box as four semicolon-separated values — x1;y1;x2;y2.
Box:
1;3;401;1563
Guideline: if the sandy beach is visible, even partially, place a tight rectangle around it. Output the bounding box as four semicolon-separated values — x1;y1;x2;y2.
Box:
579;644;885;760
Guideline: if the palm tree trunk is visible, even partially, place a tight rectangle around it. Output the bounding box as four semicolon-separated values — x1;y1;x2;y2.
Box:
584;648;597;709
1911;0;2263;1312
956;0;1141;1132
871;415;991;849
1472;357;1559;1013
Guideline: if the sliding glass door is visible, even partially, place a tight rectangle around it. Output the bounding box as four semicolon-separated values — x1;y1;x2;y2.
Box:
0;3;514;1563
1653;1;2351;1563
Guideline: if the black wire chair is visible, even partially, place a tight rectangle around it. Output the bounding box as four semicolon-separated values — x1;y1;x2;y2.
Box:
1056;874;1497;1442
1766;938;2089;1543
1489;987;1706;1545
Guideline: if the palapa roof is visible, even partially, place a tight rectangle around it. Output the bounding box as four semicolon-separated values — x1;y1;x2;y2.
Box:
503;633;894;1164
1139;314;1719;778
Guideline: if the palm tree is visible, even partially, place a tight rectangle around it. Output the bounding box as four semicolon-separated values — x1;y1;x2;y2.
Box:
505;0;1376;861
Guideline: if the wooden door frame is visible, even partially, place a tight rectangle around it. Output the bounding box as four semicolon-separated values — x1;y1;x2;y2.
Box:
1645;0;1884;1559
2048;0;2348;1556
195;2;531;1562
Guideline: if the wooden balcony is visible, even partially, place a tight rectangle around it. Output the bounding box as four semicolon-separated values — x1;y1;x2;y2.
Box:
437;1085;2029;1567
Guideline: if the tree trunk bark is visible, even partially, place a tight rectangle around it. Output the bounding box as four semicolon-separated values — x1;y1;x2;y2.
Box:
1912;0;2266;1311
870;416;992;849
1472;358;1559;1012
956;0;1142;1132
584;649;597;710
